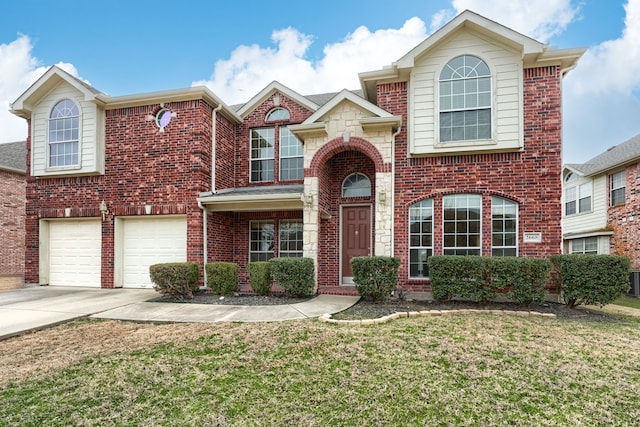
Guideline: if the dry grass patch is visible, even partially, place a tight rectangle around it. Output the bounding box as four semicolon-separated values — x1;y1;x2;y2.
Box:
1;315;640;426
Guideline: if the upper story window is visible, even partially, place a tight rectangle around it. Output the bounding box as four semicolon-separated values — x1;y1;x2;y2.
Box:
48;99;79;167
409;199;433;278
342;173;371;198
443;194;481;255
610;170;626;206
492;197;518;256
279;127;303;181
266;107;290;121
250;128;275;182
439;55;491;143
565;181;592;215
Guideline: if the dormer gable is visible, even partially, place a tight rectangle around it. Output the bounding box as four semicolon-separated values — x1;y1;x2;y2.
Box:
236;81;319;119
11;66;107;177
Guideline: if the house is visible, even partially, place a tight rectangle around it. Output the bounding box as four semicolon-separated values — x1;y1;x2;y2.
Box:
0;141;26;290
562;133;640;275
10;10;584;298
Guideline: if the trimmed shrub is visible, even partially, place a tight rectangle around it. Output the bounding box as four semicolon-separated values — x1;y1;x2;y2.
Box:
551;254;631;308
269;257;315;297
428;256;492;302
351;256;400;301
491;257;551;304
247;261;272;296
149;262;200;300
205;262;238;296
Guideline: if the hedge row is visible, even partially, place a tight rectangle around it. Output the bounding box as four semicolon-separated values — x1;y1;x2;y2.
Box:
428;256;551;304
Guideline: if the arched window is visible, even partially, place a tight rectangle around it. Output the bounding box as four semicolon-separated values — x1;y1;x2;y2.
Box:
409;199;433;278
342;173;371;197
266;107;290;121
48;99;80;167
439;55;491;142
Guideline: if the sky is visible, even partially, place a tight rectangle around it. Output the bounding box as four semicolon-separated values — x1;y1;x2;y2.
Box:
0;0;638;164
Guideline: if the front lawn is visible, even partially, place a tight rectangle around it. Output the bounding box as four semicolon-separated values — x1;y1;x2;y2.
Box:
1;314;639;426
613;294;640;310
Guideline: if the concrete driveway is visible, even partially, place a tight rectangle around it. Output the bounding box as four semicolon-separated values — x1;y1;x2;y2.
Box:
0;286;154;340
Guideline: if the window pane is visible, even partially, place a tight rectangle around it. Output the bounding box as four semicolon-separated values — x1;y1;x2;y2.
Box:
279;220;303;257
250;221;274;262
579;196;591;213
342;173;371;197
408;199;433;278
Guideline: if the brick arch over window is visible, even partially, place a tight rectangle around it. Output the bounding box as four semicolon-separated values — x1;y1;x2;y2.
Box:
403;189;524;209
306;137;390;177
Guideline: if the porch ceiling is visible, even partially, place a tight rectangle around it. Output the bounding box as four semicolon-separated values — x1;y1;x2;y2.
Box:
198;185;304;212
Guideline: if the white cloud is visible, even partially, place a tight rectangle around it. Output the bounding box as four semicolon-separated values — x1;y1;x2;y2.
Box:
193;18;427;104
0;34;81;143
445;0;580;42
563;0;640;162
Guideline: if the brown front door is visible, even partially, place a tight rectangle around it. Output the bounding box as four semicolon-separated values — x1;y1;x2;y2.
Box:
342;206;371;283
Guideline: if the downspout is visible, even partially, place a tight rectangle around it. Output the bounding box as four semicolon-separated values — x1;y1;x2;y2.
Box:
200;103;223;286
390;122;402;257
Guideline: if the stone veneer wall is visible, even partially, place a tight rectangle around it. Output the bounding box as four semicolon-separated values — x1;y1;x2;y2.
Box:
0;169;25;289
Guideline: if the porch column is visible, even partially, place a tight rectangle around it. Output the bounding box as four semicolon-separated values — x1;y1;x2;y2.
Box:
375;171;393;256
303;176;319;291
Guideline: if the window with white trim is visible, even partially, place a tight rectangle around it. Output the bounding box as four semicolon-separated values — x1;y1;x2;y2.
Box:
610;171;626;206
266;107;290;121
443;194;481;255
342;173;371;198
492;197;518;256
49;99;79;167
279;220;303;257
570;237;598;254
279;127;303;181
249;221;274;262
439;55;491;142
250;128;275;182
409;199;433;278
565;182;592;215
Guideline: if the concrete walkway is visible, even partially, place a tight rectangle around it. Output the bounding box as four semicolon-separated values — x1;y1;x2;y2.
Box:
0;286;360;340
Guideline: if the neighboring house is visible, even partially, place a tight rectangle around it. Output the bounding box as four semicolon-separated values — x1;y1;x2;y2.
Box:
10;10;584;297
0;141;26;290
562;133;640;272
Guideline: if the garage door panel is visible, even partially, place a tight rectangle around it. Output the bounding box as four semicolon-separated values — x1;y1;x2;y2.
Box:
122;217;187;289
49;220;101;287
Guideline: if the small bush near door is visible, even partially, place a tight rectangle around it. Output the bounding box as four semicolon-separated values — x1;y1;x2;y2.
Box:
269;257;315;297
149;262;199;300
247;262;272;296
351;256;400;301
205;262;238;296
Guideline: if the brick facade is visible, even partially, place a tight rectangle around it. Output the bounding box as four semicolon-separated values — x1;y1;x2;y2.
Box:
0;169;25;289
608;161;640;269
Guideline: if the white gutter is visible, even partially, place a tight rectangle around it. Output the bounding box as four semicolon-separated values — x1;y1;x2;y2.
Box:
390;123;402;257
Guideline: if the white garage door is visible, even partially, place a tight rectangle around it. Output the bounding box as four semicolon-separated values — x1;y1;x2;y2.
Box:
49;220;101;287
122;216;187;288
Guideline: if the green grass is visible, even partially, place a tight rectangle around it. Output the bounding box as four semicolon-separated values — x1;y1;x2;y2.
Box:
2;315;640;426
612;294;640;310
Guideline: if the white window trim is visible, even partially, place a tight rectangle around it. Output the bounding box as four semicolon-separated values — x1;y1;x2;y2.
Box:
248;220;274;262
278;127;303;181
46;98;83;172
408;199;433;280
249;128;275;183
442;194;483;256
610;170;626;206
564;182;592;216
278;219;303;257
491;197;519;256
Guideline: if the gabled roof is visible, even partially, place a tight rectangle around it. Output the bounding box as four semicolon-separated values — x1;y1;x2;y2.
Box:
0;141;27;174
10;65;242;124
359;9;586;102
11;66;106;118
288;89;401;139
236;81;320;118
565;133;640;177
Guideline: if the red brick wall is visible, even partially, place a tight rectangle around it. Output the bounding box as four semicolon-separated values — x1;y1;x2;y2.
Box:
0;169;25;287
608;161;640;269
377;66;564;293
24;100;215;286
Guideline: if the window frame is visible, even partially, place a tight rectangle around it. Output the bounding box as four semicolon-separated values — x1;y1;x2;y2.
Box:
48;98;80;168
565;182;592;215
438;55;492;143
610;170;626;206
491;197;518;256
278;127;303;181
250;128;275;183
342;173;371;198
442;194;482;256
570;237;598;254
249;220;275;262
408;199;433;279
266;107;290;122
278;220;303;257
